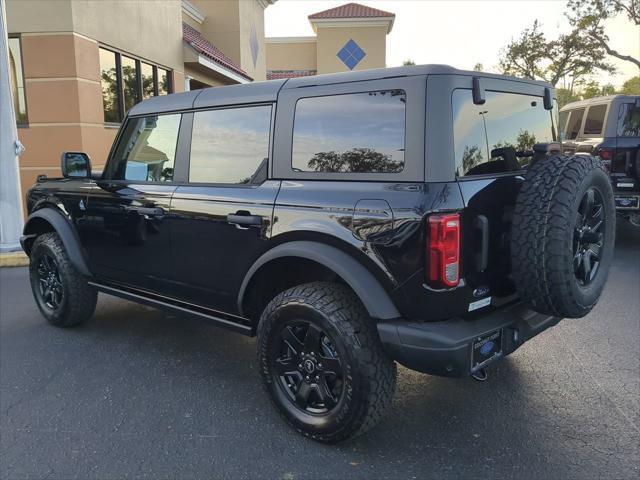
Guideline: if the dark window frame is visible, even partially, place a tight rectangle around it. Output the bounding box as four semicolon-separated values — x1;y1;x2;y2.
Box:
8;34;29;127
98;45;173;124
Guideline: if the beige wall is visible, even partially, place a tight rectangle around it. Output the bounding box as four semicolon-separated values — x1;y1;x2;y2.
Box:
184;64;232;88
266;39;317;71
238;0;266;81
6;0;74;32
316;25;387;74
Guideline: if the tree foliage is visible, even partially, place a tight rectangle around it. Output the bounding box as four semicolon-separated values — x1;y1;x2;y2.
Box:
621;76;640;94
307;148;403;173
498;20;614;86
402;59;416;66
567;0;640;69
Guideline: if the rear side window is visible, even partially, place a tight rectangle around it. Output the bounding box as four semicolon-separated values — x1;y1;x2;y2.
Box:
292;90;406;173
565;108;585;139
583;104;607;135
559;110;569;137
452;90;556;176
617;103;640;137
110;114;181;182
189;105;272;184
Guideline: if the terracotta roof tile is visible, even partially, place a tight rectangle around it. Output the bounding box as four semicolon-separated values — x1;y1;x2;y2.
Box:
183;23;252;81
267;70;317;80
308;2;394;19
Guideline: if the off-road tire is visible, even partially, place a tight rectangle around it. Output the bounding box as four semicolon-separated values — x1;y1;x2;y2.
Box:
257;282;396;443
29;232;97;327
511;154;615;318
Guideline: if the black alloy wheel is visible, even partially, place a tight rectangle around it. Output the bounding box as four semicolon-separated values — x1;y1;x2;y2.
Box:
36;254;64;310
272;321;344;414
573;187;605;286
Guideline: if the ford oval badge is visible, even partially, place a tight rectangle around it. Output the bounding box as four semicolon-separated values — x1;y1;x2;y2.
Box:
473;286;490;298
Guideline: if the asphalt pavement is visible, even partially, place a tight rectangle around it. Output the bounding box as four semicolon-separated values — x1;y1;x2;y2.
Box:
1;223;638;479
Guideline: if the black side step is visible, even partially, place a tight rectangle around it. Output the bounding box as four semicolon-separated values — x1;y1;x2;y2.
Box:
89;282;253;336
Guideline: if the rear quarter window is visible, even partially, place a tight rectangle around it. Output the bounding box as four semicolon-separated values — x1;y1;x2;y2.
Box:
291;90;406;174
565;108;585;140
452;89;557;176
583;104;608;135
617;103;640;137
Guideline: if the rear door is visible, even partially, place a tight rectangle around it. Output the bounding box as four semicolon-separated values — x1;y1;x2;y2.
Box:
85;113;184;292
169;104;278;315
449;82;559;299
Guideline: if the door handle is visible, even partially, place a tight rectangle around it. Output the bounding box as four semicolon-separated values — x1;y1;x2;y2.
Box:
474;215;489;272
124;206;165;217
227;212;263;228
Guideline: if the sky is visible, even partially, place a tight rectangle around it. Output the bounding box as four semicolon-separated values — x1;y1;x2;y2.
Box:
265;0;640;88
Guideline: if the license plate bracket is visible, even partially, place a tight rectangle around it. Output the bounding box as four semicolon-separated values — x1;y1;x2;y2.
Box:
471;329;503;372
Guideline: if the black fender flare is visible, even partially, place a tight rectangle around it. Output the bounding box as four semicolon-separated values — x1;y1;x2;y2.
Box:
22;208;92;277
238;241;400;320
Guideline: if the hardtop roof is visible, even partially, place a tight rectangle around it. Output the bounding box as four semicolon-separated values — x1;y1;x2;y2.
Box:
559;94;640;111
127;64;553;116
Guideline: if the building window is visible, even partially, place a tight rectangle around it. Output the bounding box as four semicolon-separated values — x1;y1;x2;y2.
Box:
8;36;28;125
99;47;173;123
292;90;406;173
190;105;272;184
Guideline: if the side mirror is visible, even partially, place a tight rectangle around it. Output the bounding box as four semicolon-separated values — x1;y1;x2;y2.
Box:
61;152;92;178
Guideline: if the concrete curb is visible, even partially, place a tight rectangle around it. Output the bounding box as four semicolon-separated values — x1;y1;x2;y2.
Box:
0;252;29;268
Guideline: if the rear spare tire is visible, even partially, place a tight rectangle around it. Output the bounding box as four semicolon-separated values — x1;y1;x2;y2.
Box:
511;154;615;318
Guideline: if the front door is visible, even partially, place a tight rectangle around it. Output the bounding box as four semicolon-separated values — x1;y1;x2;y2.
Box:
85;113;183;292
168;103;278;315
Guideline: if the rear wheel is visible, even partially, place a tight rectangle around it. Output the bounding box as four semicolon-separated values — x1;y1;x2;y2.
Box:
29;232;97;327
257;282;396;443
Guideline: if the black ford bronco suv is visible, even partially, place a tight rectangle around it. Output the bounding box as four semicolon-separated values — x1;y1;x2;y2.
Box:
21;65;616;443
560;95;640;227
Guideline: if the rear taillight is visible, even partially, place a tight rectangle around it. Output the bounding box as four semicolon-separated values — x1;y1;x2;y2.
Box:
427;213;461;288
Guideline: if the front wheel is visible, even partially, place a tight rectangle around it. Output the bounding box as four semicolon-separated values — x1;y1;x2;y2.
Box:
257;282;396;443
29;232;97;327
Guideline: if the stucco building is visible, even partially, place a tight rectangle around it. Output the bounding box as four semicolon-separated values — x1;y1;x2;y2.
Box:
266;3;394;79
5;1;393;204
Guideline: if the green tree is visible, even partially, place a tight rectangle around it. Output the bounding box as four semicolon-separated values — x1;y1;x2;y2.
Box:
461;145;484;173
307;148;403;173
473;63;484;72
402;59;416;66
567;0;640;70
582;80;617;98
498;20;614;86
621;76;640;94
556;87;582;107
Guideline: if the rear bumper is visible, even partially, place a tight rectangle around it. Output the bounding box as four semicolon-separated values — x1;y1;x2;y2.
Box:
377;303;561;377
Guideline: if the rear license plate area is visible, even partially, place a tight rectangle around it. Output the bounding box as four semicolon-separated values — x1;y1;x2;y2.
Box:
615;195;639;209
472;329;502;371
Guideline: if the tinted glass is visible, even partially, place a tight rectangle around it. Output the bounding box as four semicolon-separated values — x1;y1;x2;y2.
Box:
111;114;181;182
566;108;585;139
190;105;272;184
8;38;27;125
121;56;138;112
141;62;155;99
159;69;170;95
453;90;556;176
292;90;406;173
617;103;640;137
99;48;120;123
583;104;607;134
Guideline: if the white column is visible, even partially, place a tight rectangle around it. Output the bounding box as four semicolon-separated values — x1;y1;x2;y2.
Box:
0;0;25;252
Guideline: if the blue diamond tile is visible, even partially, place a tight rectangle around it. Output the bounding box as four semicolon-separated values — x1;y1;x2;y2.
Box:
337;39;366;70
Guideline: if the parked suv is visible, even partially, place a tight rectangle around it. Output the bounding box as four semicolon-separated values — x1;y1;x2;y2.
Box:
560;95;640;227
21;65;615;443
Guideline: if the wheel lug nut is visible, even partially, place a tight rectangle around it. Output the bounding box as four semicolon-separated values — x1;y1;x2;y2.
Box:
311;352;315;356
305;375;309;381
315;375;319;381
298;363;303;369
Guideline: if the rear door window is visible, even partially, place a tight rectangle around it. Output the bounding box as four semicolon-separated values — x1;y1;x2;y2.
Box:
583;104;607;135
452;89;556;176
291;90;406;173
189;105;272;184
565;108;585;140
617;103;640;137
